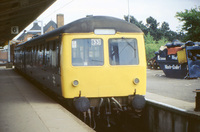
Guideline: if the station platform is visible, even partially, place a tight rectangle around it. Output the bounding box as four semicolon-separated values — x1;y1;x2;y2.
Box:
0;67;94;132
146;69;200;114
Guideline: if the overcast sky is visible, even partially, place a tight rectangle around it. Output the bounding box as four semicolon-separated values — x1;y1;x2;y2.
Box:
16;0;200;39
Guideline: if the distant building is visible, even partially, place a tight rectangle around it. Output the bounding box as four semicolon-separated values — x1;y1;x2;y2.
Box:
17;14;64;42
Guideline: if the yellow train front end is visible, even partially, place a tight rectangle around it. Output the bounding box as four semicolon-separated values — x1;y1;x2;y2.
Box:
59;17;146;124
61;33;146;99
61;32;146;115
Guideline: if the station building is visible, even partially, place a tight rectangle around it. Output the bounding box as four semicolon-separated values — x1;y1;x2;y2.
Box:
17;14;64;42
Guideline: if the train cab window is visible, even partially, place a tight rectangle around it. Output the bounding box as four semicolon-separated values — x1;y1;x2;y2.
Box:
109;38;139;65
72;39;104;66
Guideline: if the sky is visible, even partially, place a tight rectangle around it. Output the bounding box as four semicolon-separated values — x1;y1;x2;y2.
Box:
15;0;200;39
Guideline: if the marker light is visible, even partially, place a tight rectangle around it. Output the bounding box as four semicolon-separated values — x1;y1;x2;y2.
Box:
133;78;140;85
94;29;116;35
72;80;79;87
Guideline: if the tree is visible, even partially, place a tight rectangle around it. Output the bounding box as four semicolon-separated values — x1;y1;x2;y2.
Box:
124;15;185;42
160;22;169;37
123;15;187;60
145;33;167;61
146;16;161;41
157;37;168;45
146;16;159;31
124;15;148;34
176;6;200;41
161;22;170;31
145;32;156;44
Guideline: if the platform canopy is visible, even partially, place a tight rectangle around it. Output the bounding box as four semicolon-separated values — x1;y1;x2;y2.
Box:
0;0;56;47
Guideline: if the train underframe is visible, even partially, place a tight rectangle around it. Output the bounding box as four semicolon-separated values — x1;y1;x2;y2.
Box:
71;95;146;129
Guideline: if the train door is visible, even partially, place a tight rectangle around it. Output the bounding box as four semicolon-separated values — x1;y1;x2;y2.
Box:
51;39;61;73
44;38;62;95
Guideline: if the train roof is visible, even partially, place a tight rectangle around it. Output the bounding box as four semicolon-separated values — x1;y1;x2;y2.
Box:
16;16;143;47
62;16;143;33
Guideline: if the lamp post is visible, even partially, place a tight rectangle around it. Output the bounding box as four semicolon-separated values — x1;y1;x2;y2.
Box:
128;0;130;23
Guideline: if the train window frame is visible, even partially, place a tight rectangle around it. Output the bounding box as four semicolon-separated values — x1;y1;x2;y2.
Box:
45;42;50;66
50;40;57;67
71;38;104;66
42;43;45;65
32;45;35;66
56;40;61;68
108;38;139;65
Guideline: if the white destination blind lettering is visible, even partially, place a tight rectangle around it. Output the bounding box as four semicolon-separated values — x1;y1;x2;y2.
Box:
91;39;101;46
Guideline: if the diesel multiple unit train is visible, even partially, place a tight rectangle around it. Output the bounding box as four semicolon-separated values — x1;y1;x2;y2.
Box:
14;16;146;127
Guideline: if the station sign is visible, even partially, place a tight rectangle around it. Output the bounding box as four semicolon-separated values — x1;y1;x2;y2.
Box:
11;26;19;34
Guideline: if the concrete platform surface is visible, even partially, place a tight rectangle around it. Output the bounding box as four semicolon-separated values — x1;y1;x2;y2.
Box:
0;67;94;132
146;69;200;114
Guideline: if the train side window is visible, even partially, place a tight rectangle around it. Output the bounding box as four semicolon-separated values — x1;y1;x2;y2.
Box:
72;39;104;66
48;41;53;67
51;41;57;67
45;42;50;66
32;46;35;65
109;38;139;65
36;45;39;65
47;39;61;68
56;40;60;68
38;44;43;66
26;46;32;66
30;46;33;66
43;44;45;65
34;46;36;65
39;44;42;51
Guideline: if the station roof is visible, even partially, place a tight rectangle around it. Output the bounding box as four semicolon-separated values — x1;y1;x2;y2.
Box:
0;0;56;47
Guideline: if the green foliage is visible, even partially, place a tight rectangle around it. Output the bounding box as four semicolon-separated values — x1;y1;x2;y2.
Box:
146;16;159;31
144;33;167;61
161;22;170;31
124;15;148;34
124;15;185;42
157;37;168;45
145;44;159;61
145;32;156;44
176;6;200;41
